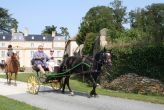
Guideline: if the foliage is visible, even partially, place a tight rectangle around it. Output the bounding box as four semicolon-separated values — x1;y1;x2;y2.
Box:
76;33;83;45
129;3;164;44
41;25;57;36
19;66;25;72
107;28;148;49
83;32;98;55
0;7;18;33
108;45;164;82
110;0;127;31
60;27;70;40
77;6;114;45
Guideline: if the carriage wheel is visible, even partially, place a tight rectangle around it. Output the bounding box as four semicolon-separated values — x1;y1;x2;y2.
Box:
27;75;40;94
51;80;62;90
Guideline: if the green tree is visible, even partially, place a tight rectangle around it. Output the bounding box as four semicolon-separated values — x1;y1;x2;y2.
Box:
60;27;70;40
11;18;18;32
76;33;83;45
83;32;98;55
0;7;18;33
110;0;127;31
77;6;114;45
129;3;164;44
41;25;57;36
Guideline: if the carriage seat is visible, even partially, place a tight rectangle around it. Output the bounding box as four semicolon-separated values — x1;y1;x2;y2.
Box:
31;59;49;72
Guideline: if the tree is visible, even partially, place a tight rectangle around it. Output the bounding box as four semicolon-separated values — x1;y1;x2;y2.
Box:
60;27;70;40
0;7;18;34
129;3;164;44
77;6;114;45
110;0;127;31
41;25;57;36
83;32;98;55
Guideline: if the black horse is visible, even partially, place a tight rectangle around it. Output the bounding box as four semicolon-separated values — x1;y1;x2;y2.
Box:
60;49;112;97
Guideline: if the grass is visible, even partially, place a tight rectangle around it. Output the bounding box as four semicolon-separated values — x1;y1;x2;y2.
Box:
70;79;164;104
0;72;164;104
0;95;42;110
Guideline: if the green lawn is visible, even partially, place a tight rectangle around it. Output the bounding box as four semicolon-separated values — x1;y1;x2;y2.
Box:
0;95;42;110
0;72;164;104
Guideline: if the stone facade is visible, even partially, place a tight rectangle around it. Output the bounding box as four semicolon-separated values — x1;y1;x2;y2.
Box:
0;32;65;70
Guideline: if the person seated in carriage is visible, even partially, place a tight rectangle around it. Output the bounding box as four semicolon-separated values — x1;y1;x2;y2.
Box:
46;49;56;70
32;45;53;76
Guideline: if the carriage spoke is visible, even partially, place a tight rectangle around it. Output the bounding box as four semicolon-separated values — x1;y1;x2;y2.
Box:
51;80;61;90
27;75;40;94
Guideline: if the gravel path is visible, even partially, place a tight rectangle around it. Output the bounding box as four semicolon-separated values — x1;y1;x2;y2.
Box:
0;78;164;110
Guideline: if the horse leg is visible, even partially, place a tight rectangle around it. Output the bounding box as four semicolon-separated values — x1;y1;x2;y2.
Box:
8;73;12;84
6;72;9;84
14;73;17;86
61;77;67;94
89;72;98;97
65;76;74;96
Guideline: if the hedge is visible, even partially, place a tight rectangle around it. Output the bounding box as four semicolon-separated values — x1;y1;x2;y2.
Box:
107;45;164;82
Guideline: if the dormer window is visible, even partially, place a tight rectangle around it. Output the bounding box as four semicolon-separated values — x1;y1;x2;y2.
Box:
2;36;5;39
32;36;34;40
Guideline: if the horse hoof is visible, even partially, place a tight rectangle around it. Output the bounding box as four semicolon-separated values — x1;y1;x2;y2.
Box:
88;95;91;98
94;95;98;98
70;92;74;96
61;91;65;94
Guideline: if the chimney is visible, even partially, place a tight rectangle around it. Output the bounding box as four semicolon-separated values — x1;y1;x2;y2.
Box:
23;27;29;36
52;31;56;37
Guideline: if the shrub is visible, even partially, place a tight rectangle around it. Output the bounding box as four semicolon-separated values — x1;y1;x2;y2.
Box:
106;44;164;82
19;66;25;72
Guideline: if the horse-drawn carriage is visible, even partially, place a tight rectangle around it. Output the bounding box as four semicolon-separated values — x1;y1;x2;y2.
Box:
27;49;112;97
27;61;91;94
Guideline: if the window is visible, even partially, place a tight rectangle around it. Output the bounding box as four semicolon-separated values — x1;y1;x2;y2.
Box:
31;43;34;47
0;43;5;47
32;36;34;40
31;51;35;58
2;36;5;39
55;43;61;47
57;51;62;57
1;51;5;58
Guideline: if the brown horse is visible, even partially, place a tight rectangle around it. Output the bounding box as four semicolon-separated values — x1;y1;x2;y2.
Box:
0;53;20;85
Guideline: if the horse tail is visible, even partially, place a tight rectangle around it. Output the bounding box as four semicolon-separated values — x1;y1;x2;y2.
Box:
0;63;5;70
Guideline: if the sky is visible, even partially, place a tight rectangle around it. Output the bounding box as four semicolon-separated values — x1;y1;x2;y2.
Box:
0;0;163;37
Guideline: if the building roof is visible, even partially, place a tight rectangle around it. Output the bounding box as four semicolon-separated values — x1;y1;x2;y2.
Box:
0;34;12;41
0;33;66;42
25;34;53;41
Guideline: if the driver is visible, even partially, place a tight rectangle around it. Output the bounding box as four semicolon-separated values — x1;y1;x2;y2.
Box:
32;45;53;76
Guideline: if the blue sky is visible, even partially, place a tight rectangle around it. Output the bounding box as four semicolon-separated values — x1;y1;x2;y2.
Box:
0;0;163;37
